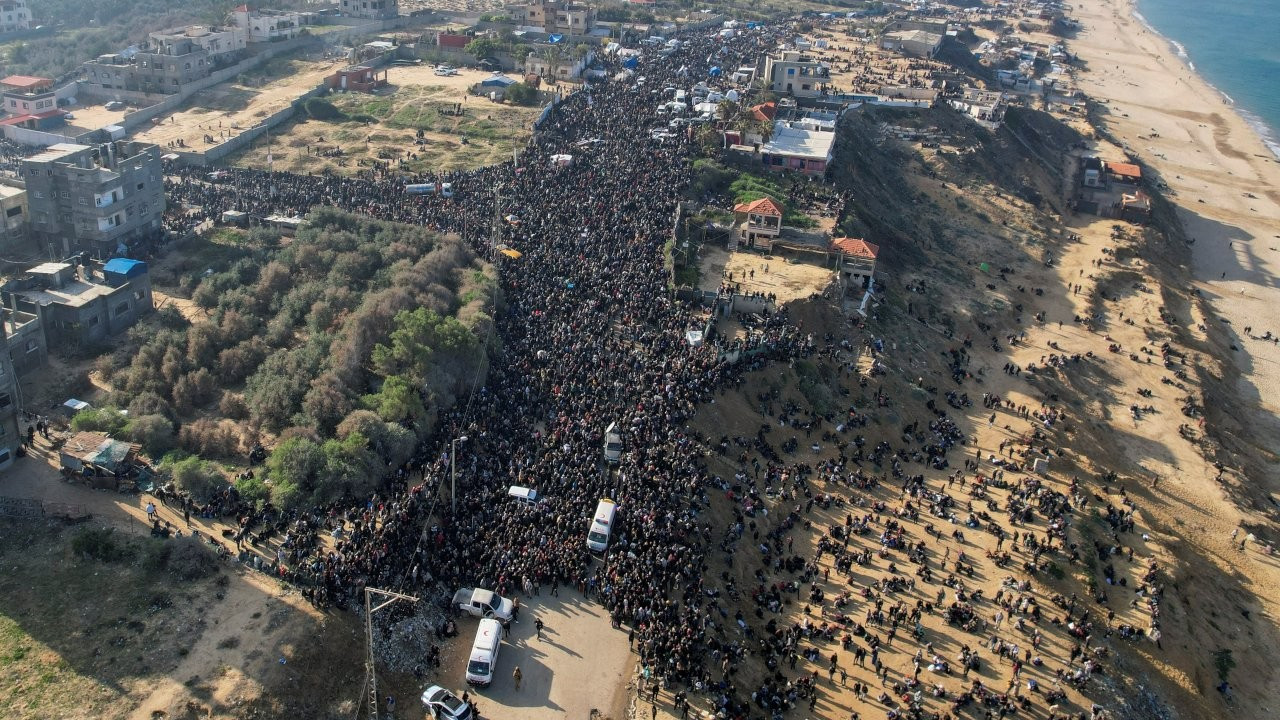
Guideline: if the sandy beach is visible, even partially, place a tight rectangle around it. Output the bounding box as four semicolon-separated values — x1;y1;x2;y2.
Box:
1061;0;1280;716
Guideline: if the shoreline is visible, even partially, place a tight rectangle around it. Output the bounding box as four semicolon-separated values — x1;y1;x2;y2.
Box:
1129;4;1280;159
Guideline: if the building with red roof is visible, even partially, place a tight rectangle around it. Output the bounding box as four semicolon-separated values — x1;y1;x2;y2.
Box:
733;196;784;251
830;237;879;288
749;102;776;122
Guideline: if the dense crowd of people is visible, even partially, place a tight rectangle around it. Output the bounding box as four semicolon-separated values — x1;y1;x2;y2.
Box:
148;19;1166;720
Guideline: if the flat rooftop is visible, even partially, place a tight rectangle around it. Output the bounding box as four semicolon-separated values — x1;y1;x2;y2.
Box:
27;143;90;163
0;184;24;200
13;279;119;309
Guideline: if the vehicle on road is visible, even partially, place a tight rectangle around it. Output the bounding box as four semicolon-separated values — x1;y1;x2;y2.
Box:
603;422;622;464
421;685;473;720
586;498;617;552
452;587;515;621
466;618;504;686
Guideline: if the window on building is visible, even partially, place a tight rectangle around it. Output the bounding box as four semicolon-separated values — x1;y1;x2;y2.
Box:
24;339;35;353
134;289;146;301
6;206;20;217
32;190;42;199
115;301;129;317
78;197;87;206
59;190;68;198
0;393;10;409
136;182;144;191
88;315;99;327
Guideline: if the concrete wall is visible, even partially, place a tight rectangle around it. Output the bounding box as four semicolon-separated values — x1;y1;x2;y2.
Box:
1;125;82;146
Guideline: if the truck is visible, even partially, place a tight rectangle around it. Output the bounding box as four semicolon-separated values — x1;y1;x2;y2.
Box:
603;422;623;464
451;588;514;622
405;182;455;198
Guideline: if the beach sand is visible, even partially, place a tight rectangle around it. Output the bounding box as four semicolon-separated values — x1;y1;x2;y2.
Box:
1061;0;1280;715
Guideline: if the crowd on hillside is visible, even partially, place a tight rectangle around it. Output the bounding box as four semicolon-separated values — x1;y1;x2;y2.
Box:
153;20;1150;720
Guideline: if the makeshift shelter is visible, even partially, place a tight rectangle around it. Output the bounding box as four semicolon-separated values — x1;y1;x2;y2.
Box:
59;431;140;489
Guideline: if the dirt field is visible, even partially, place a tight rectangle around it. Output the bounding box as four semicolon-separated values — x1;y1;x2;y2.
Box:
132;55;347;152
228;66;540;176
698;244;835;303
441;590;633;720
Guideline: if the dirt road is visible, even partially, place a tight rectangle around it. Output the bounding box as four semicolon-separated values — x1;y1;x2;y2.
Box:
442;589;632;720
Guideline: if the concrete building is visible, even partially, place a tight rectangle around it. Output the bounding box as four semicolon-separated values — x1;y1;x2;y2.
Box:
339;0;398;21
759;118;836;176
830;237;879;289
525;47;592;81
326;65;388;92
732;196;783;252
0;0;31;33
3;258;153;351
0;328;20;471
229;4;319;43
762;51;830;98
149;25;245;64
881;29;943;58
0;183;27;250
2;304;43;375
948;89;1006;129
520;1;597;35
21;141;165;258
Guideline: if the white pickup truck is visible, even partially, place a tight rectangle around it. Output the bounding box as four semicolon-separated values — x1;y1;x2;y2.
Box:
451;588;515;622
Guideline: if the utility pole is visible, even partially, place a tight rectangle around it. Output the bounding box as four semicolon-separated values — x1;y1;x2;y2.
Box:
363;587;418;720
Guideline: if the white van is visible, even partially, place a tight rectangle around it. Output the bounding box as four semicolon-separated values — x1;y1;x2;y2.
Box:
603;422;623;464
508;485;539;504
465;618;504;686
586;498;617;552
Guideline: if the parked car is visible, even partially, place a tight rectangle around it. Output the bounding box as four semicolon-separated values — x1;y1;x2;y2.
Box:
421;685;472;720
104;101;125;111
452;588;514;621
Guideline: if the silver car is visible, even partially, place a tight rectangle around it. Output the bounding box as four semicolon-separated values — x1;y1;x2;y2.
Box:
421;685;472;720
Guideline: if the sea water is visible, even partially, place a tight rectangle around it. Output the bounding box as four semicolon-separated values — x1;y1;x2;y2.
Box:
1135;0;1280;157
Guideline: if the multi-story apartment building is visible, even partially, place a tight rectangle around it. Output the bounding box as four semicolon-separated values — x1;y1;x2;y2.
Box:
21;142;165;258
762;50;830;98
520;0;596;35
81;25;244;97
339;0;398;21
0;0;31;34
0;183;27;251
4;258;153;352
229;4;320;43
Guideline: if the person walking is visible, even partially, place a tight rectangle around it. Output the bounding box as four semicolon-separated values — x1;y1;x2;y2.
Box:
535;617;544;639
513;666;522;690
146;501;157;523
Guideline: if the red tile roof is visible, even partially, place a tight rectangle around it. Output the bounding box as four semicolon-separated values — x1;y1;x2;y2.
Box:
1;75;52;91
750;102;777;122
831;237;880;259
734;196;783;216
233;4;250;11
1106;161;1141;178
438;33;469;49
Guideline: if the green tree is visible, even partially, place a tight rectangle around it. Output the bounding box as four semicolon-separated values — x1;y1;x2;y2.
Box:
170;457;225;504
506;82;539;106
465;37;502;59
363;374;426;425
126;414;175;457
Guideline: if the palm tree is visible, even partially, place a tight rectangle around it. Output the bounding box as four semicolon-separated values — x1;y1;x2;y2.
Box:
540;44;565;83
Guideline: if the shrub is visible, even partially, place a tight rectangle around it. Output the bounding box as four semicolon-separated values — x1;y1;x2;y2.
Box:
234;473;270;508
164;539;218;580
126;413;175;457
128;391;174;420
178;418;240;459
71;527;129;562
506;82;539;106
304;97;347;121
170;456;227;504
71;407;128;435
218;391;249;420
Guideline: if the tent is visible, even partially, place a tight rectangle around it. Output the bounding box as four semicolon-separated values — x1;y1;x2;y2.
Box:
622;56;640;69
708;65;722;76
551;153;573;167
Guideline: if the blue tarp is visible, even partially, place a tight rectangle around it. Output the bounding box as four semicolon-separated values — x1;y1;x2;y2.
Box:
548;34;564;44
708;66;722;76
103;257;147;278
622;56;639;69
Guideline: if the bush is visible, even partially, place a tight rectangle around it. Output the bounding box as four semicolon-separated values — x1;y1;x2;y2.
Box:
304;97;347;121
71;527;129;562
126;413;175;457
178;418;240;459
170;456;226;504
71;407;128;436
234;472;270;508
505;82;540;106
128;391;174;420
164;539;218;580
218;391;249;420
